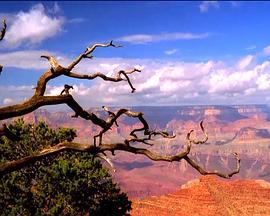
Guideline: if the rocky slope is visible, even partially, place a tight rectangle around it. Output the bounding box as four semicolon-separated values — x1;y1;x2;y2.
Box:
131;176;270;216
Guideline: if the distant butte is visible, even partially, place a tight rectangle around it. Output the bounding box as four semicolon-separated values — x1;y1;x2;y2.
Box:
131;176;270;216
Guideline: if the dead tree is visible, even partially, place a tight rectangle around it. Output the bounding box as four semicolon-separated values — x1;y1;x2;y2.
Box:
0;20;240;177
0;19;6;41
0;19;6;75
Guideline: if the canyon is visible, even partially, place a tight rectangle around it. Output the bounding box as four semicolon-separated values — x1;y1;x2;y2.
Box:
3;104;270;198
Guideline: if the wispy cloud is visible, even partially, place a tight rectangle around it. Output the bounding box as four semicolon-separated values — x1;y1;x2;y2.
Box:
0;85;35;106
67;18;85;24
116;32;209;44
3;3;64;48
3;98;15;105
164;49;178;55
0;50;52;69
236;55;254;70
199;1;219;13
246;45;256;50
263;45;270;55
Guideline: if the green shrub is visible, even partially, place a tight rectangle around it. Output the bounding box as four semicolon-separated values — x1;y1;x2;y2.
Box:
0;119;131;216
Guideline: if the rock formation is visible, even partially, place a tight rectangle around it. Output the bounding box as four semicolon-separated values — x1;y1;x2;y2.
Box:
131;176;270;216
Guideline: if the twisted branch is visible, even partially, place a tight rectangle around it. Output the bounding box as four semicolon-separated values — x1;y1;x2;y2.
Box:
182;123;240;178
0;122;240;178
0;126;192;176
67;40;122;71
0;37;241;179
97;152;116;172
0;19;7;75
187;121;208;144
0;41;140;119
93;106;175;146
67;68;141;93
184;153;241;179
0;19;6;41
40;55;65;72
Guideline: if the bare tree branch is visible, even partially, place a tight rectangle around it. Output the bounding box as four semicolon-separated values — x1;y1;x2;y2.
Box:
187;121;208;144
93;107;175;146
40;55;65;72
67;40;122;71
0;93;173;147
0;34;241;180
67;69;140;93
0;128;192;176
0;19;6;41
0;19;6;75
0;123;240;178
0;95;72;120
33;42;137;97
97;152;116;172
184;152;241;179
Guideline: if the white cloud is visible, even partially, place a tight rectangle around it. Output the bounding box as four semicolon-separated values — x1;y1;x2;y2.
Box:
199;1;219;13
236;55;254;70
3;49;270;107
116;32;209;44
244;88;256;96
46;83;95;97
0;85;35;92
208;69;257;94
0;50;51;69
160;80;190;93
3;3;64;48
254;61;270;73
164;49;178;55
263;45;270;55
46;85;65;96
256;74;270;90
0;85;35;106
3;98;14;105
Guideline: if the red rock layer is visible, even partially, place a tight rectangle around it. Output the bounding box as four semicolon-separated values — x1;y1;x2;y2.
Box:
131;176;270;216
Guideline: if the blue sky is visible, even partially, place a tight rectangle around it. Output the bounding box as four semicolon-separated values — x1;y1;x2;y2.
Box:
1;1;270;108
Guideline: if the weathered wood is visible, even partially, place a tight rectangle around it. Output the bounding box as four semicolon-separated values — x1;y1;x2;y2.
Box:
0;23;240;177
